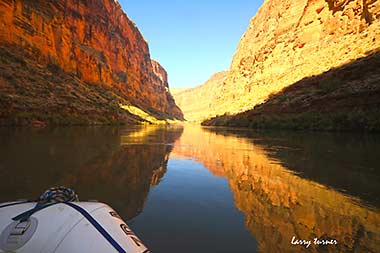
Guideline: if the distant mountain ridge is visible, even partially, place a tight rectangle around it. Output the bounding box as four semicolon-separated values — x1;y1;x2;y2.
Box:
0;0;183;125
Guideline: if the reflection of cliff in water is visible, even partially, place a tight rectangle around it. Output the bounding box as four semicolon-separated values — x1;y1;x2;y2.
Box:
171;126;380;253
0;126;183;220
211;128;380;208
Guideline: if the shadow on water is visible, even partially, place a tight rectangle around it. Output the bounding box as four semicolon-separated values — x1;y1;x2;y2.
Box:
0;125;183;220
171;125;380;253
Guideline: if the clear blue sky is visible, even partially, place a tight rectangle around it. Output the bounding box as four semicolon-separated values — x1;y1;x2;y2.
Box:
118;1;264;88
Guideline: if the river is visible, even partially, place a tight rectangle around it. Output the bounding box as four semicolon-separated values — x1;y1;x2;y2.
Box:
0;125;379;252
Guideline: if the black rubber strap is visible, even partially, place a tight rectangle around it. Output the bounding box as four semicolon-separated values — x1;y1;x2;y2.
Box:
64;202;127;253
12;202;59;222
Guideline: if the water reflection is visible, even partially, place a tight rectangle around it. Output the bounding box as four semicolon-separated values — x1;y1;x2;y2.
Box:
0;126;183;220
171;126;380;253
208;128;380;207
1;125;379;252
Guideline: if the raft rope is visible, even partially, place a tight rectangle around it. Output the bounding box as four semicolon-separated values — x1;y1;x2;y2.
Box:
12;186;78;222
9;186;128;253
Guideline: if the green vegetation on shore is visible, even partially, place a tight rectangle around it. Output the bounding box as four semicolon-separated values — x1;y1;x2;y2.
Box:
202;109;380;132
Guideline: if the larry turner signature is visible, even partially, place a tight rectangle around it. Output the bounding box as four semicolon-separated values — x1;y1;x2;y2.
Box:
291;236;338;248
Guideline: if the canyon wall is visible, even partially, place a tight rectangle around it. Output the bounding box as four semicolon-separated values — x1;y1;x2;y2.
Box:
184;0;380;123
221;0;379;113
0;0;183;125
151;59;183;119
172;71;228;121
203;52;380;130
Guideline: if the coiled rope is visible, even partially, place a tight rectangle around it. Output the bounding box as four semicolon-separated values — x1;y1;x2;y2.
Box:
12;186;78;222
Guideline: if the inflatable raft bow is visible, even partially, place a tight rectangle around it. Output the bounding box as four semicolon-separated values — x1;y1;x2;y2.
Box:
0;187;150;253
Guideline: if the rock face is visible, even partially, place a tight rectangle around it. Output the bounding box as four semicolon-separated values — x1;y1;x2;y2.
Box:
202;52;380;131
222;0;379;114
151;60;168;89
151;59;183;119
0;0;183;125
172;71;228;121
185;0;380;122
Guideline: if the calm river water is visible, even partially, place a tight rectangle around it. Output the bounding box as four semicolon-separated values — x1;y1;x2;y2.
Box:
0;125;379;252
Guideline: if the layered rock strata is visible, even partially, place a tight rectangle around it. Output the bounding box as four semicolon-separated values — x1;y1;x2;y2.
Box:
180;0;380;123
0;0;183;125
172;71;228;122
223;0;380;114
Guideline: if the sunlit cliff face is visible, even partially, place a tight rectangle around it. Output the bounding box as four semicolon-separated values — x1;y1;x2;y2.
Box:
222;0;380;113
171;126;380;252
0;0;183;119
172;71;229;122
174;0;380;121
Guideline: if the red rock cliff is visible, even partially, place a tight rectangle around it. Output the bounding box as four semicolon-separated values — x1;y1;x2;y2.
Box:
150;59;183;119
181;0;380;121
172;71;229;121
221;0;380;114
0;0;183;122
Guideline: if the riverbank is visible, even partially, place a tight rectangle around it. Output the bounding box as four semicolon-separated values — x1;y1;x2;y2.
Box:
202;52;380;132
0;47;180;127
